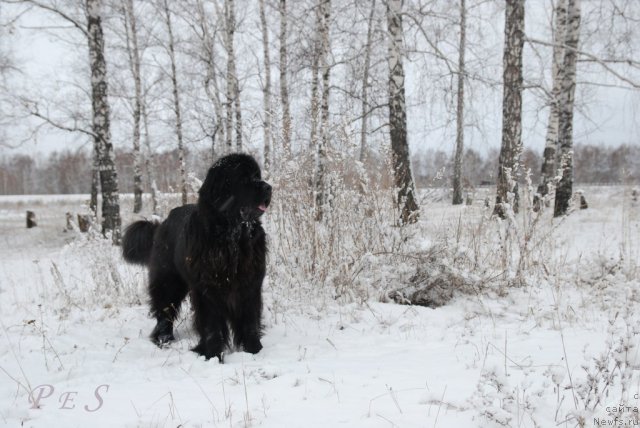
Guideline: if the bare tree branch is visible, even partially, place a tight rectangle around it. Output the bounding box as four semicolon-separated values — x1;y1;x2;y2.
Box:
28;103;96;138
6;0;88;37
526;36;640;89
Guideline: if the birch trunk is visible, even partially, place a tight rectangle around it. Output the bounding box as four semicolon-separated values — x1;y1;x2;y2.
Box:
225;0;242;152
536;0;567;204
359;0;376;163
494;0;525;219
554;0;581;217
387;0;419;225
90;145;99;215
315;0;330;222
86;0;121;243
452;0;466;205
162;0;187;206
221;0;241;152
279;0;291;157
223;0;233;155
309;3;321;152
141;98;159;215
197;0;225;160
259;0;272;174
122;0;143;213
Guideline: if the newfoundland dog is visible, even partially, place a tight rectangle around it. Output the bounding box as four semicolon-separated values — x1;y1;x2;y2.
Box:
122;153;271;361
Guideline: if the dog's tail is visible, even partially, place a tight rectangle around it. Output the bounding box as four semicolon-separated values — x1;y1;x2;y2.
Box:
122;220;158;265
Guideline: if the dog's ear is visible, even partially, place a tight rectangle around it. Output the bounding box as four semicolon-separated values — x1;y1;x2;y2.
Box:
198;164;228;209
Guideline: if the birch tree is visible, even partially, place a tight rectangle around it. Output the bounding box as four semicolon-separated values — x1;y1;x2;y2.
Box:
90;148;99;215
452;0;466;205
314;0;331;221
554;0;581;217
121;0;143;213
387;0;419;225
309;3;321;153
12;0;121;242
194;0;225;160
87;0;121;242
279;0;291;156
160;0;187;206
359;0;376;162
141;98;159;215
223;0;242;152
258;0;272;174
494;0;525;219
535;0;567;208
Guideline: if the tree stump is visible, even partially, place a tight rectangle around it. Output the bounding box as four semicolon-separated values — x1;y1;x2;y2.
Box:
65;212;74;231
575;190;588;210
26;211;37;228
580;194;588;209
465;193;473;206
532;193;541;212
77;214;91;233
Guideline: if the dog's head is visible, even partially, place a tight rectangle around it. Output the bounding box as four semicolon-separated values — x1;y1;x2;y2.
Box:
198;153;272;221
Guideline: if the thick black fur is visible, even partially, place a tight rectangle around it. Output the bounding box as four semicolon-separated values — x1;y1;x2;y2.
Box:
122;220;158;265
122;153;271;362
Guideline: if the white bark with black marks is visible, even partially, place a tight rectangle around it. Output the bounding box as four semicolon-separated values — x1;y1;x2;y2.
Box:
309;2;321;153
359;0;376;162
196;0;225;160
90;145;99;215
314;0;331;222
86;0;121;243
554;0;581;217
259;0;272;174
279;0;291;157
223;0;242;152
218;0;241;153
122;0;143;213
494;0;525;219
452;0;466;206
387;0;419;225
537;0;567;203
161;0;187;206
141;97;159;215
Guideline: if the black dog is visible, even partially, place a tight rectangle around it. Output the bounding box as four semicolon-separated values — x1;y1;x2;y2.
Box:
122;153;271;361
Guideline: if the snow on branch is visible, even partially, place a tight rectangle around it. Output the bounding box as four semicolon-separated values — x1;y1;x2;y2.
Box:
525;37;640;89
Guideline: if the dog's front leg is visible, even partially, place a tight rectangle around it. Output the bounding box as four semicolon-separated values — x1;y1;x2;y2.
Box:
191;288;228;362
234;285;263;354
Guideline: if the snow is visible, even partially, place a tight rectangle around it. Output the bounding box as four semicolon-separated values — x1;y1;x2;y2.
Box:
1;186;639;427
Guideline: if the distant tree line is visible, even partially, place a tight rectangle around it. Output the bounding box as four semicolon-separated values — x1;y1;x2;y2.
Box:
1;143;637;196
0;148;207;195
413;144;640;189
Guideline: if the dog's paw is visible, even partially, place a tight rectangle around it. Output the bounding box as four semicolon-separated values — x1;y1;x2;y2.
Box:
150;319;175;347
192;343;224;363
154;333;175;347
243;340;263;355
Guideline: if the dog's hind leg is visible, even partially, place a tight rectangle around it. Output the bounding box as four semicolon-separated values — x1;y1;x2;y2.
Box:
148;271;189;346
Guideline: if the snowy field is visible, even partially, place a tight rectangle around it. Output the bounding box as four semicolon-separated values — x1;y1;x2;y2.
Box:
1;186;639;427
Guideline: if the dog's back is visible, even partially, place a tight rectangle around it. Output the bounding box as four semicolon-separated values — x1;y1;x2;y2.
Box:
122;205;195;268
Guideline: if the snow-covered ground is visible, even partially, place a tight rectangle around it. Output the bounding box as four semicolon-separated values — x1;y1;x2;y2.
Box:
1;186;639;427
